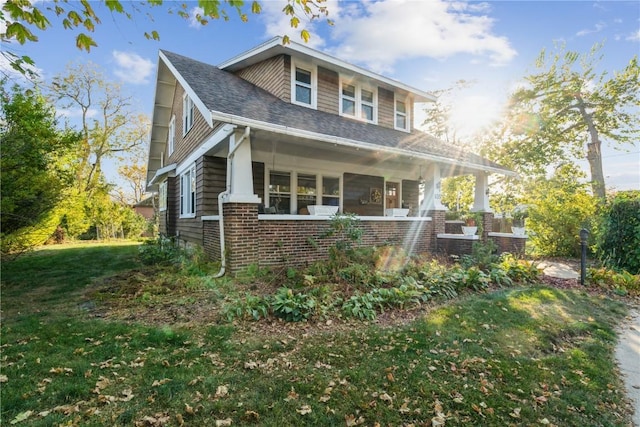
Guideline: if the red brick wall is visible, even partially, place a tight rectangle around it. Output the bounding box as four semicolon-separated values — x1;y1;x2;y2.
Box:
489;235;526;255
203;220;221;260
222;203;259;273
427;210;446;253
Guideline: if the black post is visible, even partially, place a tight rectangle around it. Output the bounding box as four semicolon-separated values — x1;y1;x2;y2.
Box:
580;228;589;286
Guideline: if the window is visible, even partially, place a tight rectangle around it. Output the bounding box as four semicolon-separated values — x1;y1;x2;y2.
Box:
159;181;167;212
180;164;196;217
167;116;175;156
340;81;376;123
267;171;341;214
395;98;409;131
182;94;194;135
291;61;316;108
268;171;291;214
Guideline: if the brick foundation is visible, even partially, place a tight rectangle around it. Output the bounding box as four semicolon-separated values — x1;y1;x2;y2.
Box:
222;203;259;274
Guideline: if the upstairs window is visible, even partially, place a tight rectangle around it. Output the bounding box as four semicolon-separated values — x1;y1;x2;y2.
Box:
291;61;316;108
395;98;409;131
167;116;175;156
340;81;376;123
180;164;196;217
182;94;194;135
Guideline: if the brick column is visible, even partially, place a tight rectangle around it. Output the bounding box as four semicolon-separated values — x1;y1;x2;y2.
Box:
427;210;446;253
481;211;494;242
223;203;259;275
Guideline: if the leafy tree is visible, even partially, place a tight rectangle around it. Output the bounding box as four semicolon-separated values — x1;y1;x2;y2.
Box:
525;164;598;257
0;83;79;254
507;43;639;200
2;0;331;76
440;176;474;213
49;63;149;196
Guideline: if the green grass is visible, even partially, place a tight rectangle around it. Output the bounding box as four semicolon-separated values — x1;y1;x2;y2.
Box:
1;243;633;426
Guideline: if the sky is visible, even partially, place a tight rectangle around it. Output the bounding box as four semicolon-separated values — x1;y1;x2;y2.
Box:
2;0;639;192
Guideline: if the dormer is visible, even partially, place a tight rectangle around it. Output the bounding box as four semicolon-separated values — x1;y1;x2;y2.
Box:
219;37;434;133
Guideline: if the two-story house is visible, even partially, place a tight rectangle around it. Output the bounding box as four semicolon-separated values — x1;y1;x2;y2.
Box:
145;37;517;275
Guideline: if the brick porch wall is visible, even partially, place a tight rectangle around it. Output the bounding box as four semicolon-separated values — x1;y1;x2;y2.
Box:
222;203;259;273
488;234;526;255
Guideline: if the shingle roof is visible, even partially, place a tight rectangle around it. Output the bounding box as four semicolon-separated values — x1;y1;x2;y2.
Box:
161;50;510;173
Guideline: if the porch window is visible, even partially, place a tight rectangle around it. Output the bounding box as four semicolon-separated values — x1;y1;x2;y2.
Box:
167;116;175;156
159;181;167;212
297;174;317;213
340;80;376;123
322;177;340;206
292;62;316;108
182;94;194;136
179;164;196;217
269;171;291;214
395;98;409;131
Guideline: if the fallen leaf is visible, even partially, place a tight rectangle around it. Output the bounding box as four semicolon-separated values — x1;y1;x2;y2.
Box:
10;410;33;424
185;403;195;415
121;389;134;402
215;418;232;426
379;392;393;403
510;407;521;418
215;385;229;398
296;405;312;415
152;378;172;387
0;374;8;383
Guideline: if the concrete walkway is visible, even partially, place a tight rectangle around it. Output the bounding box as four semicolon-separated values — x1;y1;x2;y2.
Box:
616;308;640;427
541;260;640;425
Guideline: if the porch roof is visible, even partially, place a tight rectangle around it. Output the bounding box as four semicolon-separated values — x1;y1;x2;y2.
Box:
159;50;512;176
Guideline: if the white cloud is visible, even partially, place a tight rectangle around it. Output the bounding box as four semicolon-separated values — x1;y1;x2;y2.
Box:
576;22;606;37
626;29;640;41
188;6;205;28
259;0;338;48
326;0;517;73
112;51;154;85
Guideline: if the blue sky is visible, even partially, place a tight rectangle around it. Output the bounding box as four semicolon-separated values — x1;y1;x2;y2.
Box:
2;0;639;191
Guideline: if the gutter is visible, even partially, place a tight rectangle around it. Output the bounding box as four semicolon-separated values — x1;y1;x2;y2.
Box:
213;126;250;278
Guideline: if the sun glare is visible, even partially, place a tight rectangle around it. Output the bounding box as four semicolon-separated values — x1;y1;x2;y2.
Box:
449;95;504;139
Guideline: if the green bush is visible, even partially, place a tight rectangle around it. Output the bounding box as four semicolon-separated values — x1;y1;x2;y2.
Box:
222;293;270;321
138;236;183;265
271;288;316;322
597;191;640;274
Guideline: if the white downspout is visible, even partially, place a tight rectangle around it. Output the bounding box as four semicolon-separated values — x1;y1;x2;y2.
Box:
213;126;250;278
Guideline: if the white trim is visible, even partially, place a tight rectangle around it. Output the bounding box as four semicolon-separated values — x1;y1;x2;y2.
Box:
159;51;213;128
259;215;432;221
437;233;481;240
158;181;168;212
208;110;516;176
218;36;436;103
339;79;378;124
179;164;197;218
182;93;194;136
291;59;317;109
167;115;175;155
201;215;220;221
394;94;410;132
148;163;177;187
489;232;528;239
176;124;236;176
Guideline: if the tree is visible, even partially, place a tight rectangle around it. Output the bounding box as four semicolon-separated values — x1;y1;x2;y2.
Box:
0;83;79;254
508;43;639;200
1;0;331;76
50;63;149;196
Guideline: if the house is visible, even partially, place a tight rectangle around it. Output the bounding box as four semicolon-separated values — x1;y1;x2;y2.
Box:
145;37;523;275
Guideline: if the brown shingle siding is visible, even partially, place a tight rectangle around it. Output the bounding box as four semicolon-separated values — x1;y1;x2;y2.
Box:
234;54;290;102
317;66;339;115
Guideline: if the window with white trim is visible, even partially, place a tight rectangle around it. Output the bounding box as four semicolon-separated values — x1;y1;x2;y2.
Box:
182;94;194;135
395;97;409;131
179;164;196;217
340;81;377;123
267;171;341;214
167;116;175;156
158;181;167;212
291;61;316;108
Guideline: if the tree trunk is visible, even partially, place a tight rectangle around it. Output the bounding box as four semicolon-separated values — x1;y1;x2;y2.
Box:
576;96;606;200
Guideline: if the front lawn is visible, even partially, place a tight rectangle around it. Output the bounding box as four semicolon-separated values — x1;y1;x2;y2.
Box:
1;242;634;426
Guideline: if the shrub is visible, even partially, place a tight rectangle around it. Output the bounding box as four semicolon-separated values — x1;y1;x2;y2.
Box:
222;293;270;321
138;236;183;265
271;288;316;322
597;191;640;274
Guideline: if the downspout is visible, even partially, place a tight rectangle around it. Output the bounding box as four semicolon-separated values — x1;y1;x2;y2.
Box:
213;126;250;278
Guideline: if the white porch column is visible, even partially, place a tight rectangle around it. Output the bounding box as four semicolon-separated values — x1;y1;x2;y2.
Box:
472;172;491;212
420;164;446;212
224;128;261;203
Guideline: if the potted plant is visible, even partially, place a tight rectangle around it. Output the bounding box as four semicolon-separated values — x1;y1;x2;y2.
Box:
511;209;527;236
461;213;478;236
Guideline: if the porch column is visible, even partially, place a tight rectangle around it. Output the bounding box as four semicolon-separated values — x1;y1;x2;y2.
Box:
224;128;261;204
471;172;491;213
420;164;446;212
